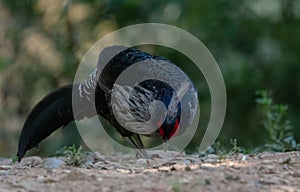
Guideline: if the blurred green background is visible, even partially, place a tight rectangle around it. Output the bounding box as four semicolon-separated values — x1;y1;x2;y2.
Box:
0;0;299;157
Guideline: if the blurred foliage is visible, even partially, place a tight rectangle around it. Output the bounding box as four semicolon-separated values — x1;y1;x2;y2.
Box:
255;90;300;152
0;0;299;157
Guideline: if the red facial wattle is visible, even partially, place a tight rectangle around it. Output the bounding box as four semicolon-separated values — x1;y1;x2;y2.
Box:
158;116;165;138
159;126;165;138
158;118;180;140
169;118;180;139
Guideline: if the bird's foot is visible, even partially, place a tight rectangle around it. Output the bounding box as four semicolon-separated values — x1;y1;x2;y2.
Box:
135;148;151;159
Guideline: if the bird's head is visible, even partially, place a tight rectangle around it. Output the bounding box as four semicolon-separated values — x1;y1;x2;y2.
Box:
126;78;190;151
158;114;180;142
157;103;181;151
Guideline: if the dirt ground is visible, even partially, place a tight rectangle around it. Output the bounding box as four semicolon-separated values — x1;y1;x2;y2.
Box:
0;151;300;192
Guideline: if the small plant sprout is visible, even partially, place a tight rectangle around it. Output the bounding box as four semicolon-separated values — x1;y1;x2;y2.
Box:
56;145;86;166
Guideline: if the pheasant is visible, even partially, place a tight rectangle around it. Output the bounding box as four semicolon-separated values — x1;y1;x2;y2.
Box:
17;46;198;162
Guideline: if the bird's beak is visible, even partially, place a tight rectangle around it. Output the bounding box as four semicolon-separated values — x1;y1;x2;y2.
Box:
163;139;169;152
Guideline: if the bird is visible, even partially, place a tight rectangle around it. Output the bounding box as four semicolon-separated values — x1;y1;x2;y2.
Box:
17;46;198;162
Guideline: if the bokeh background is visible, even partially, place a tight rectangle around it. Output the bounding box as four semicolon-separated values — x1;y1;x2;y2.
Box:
0;0;299;157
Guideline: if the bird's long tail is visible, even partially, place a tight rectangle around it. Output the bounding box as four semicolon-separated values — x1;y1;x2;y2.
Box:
17;84;74;162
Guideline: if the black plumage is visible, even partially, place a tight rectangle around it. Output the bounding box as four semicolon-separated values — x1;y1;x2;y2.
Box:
17;46;197;162
17;84;74;161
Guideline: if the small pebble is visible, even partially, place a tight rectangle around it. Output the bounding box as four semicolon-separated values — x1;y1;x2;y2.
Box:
136;159;148;165
292;170;300;177
43;158;65;169
80;160;95;168
21;156;43;166
241;155;247;161
0;165;12;170
207;154;219;159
